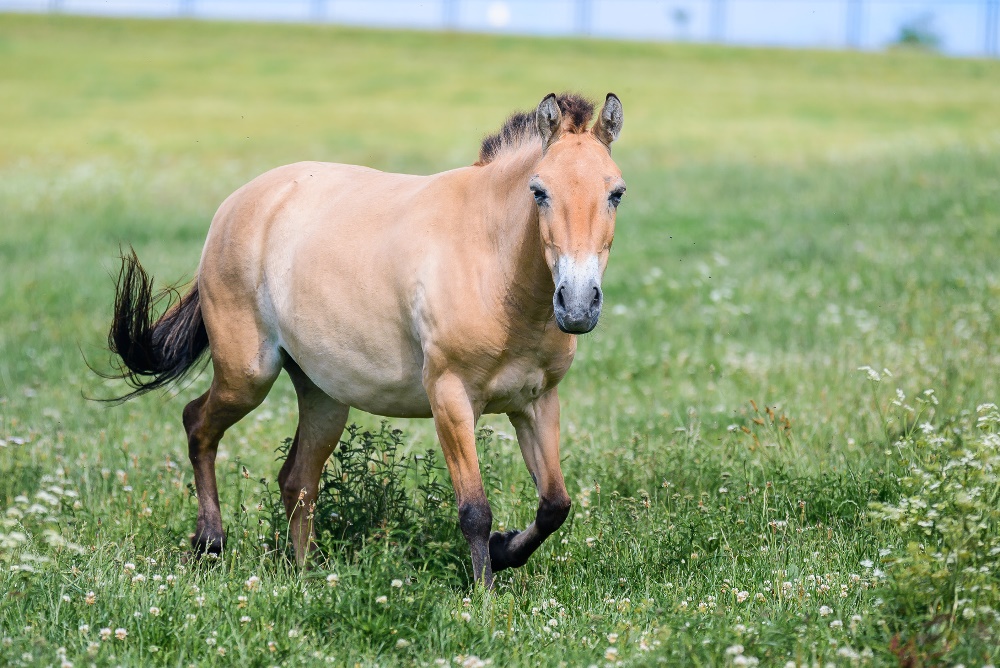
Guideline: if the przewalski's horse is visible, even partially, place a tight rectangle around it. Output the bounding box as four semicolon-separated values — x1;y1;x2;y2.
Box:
104;92;625;587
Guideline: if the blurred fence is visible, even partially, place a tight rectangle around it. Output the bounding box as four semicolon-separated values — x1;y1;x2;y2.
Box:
3;0;996;57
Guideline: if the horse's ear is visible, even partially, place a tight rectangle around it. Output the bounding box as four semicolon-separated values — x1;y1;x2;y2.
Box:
593;93;623;147
536;93;562;149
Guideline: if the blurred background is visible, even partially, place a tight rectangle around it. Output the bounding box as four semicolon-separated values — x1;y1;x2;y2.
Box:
1;3;999;665
2;0;998;57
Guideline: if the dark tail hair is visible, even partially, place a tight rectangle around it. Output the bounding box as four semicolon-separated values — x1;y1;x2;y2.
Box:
97;247;209;402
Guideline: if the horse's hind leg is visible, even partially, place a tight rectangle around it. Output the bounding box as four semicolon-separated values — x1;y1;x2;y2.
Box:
278;360;349;566
183;343;281;555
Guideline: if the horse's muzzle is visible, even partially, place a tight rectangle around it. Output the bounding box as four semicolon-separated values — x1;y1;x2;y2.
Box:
553;280;603;334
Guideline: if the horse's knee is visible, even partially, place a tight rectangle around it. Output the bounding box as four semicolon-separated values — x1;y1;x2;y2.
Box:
536;494;571;535
458;500;493;542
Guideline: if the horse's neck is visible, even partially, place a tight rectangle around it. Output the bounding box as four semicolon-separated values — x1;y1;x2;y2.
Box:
475;147;554;324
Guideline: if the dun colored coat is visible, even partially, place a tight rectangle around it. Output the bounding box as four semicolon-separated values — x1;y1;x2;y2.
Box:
104;92;625;587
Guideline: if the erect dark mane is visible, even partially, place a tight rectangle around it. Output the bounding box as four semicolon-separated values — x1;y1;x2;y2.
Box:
475;93;595;166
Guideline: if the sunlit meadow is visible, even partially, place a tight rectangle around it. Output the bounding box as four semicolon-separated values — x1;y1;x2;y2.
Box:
1;13;1000;667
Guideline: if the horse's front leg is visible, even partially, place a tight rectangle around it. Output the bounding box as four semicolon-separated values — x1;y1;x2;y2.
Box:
491;387;571;571
427;371;494;588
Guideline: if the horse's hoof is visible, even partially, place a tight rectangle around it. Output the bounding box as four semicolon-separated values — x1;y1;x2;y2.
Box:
489;529;528;572
190;531;225;557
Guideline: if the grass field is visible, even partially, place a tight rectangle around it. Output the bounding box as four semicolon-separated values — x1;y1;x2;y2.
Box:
2;13;1000;667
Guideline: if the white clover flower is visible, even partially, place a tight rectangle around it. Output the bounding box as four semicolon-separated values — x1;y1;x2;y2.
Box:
240;615;251;624
460;611;471;622
326;573;339;587
99;628;112;641
149;606;161;617
830;619;843;629
245;575;261;591
857;366;881;382
288;628;300;639
123;563;136;574
391;579;403;588
736;590;749;603
85;591;96;605
396;639;410;648
819;605;833;617
604;647;619;661
78;624;89;634
114;628;127;640
376;595;388;605
206;637;217;646
725;644;745;656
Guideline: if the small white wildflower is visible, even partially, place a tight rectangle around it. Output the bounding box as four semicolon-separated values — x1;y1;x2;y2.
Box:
99;628;112;641
391;579;403;588
288;628;300;639
240;615;251;624
78;624;89;634
376;595;388;605
326;573;339;587
396;638;411;648
725;644;745;656
605;647;619;661
819;605;833;617
149;606;161;617
114;628;127;640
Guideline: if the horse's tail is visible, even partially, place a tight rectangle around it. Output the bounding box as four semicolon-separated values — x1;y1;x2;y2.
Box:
100;247;209;402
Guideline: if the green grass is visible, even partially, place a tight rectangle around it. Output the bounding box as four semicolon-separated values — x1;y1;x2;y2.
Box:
1;12;1000;667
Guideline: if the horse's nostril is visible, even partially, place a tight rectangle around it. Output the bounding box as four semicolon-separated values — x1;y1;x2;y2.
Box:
591;287;601;309
556;286;567;310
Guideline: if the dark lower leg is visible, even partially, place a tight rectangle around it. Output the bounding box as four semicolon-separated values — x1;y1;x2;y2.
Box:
184;394;226;554
459;498;494;587
489;493;571;571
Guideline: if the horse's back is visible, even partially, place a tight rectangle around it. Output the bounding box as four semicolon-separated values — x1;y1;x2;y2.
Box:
197;161;443;417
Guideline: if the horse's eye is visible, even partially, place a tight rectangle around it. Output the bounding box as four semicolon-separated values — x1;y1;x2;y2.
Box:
609;189;625;207
531;187;549;206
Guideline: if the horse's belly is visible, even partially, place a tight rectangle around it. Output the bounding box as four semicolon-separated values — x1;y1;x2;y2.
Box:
281;327;432;418
305;354;431;417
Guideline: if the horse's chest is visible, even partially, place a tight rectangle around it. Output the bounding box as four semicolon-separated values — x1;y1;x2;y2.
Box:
478;344;573;414
481;364;548;414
